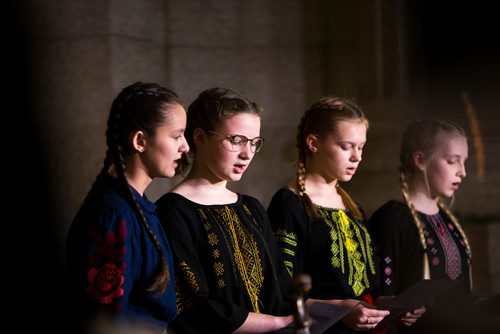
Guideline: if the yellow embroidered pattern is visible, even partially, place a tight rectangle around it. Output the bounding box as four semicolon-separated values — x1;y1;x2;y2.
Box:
176;261;200;313
214;262;224;276
208;232;218;246
217;205;264;312
274;229;297;276
319;208;376;296
213;249;220;258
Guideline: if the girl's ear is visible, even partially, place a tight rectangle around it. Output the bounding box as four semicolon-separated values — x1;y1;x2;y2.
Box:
413;151;427;171
306;134;319;153
131;130;146;153
193;128;206;147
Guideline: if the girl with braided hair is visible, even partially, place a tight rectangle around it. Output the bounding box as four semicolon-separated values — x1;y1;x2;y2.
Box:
268;96;395;333
368;118;486;333
66;82;189;333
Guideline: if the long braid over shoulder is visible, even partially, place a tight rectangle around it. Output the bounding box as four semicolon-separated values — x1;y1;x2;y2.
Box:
399;118;470;282
296;96;368;220
400;169;431;279
103;82;182;295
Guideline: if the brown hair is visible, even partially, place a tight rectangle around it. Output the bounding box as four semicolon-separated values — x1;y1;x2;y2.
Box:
178;87;263;174
101;81;181;295
295;96;368;220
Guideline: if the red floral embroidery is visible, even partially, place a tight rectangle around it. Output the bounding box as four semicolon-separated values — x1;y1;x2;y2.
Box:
87;263;124;304
86;219;128;306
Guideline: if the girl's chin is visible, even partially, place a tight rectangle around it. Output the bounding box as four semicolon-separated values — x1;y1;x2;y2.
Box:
339;175;353;182
229;174;244;182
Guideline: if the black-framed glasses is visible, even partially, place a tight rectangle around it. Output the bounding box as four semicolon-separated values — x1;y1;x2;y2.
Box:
208;131;265;153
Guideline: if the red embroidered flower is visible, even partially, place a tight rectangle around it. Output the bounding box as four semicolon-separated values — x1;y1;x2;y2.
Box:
87;263;125;304
432;257;440;266
384;267;392;276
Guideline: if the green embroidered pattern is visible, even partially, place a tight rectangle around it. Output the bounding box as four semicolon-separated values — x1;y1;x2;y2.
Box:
319;208;376;296
274;229;298;277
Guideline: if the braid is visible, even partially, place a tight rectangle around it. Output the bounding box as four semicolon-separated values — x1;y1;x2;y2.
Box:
296;160;320;219
437;198;473;288
400;170;431;279
115;157;170;295
337;185;363;221
103;82;180;295
295;96;368;220
295;109;320;219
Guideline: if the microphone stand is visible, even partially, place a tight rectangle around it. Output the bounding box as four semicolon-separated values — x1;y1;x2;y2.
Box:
291;274;312;334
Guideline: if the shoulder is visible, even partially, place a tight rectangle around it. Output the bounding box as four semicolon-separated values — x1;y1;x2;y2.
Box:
155;192;195;219
240;194;265;210
369;200;410;227
156;192;189;207
79;182;136;222
269;187;301;207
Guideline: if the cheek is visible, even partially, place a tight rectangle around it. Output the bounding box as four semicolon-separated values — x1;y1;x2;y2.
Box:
329;149;346;163
429;164;449;183
207;149;230;168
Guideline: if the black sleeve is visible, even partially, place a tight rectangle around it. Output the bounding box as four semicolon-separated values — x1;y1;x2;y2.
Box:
267;188;308;283
156;194;249;333
245;195;293;313
369;201;424;296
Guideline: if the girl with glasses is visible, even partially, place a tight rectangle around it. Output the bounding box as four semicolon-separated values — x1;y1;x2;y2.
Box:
155;87;295;333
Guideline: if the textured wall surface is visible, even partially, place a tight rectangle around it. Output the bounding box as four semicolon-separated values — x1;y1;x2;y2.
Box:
11;1;499;326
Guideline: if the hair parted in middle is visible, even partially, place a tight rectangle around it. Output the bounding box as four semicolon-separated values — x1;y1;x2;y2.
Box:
398;118;471;280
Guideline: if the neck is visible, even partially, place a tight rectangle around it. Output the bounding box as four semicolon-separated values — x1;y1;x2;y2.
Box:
172;166;237;205
304;172;339;191
407;182;439;215
113;159;151;196
185;162;229;189
298;173;344;209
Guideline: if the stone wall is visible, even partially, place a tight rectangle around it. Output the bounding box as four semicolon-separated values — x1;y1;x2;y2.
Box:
17;0;499;298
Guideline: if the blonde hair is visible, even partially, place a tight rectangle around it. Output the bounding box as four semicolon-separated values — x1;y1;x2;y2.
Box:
296;96;368;220
399;118;472;283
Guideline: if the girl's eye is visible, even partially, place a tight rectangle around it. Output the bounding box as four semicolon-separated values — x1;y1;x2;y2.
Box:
231;136;244;145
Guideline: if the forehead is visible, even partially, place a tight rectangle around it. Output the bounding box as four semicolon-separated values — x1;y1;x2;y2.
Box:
218;113;261;133
328;119;367;140
158;103;186;128
435;135;468;156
